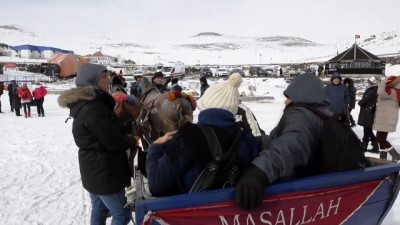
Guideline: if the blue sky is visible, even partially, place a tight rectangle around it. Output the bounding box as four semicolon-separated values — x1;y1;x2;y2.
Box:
2;0;400;45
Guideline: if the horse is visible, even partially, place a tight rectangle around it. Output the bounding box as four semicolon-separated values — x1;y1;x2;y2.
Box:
112;91;142;174
112;81;196;176
139;76;196;144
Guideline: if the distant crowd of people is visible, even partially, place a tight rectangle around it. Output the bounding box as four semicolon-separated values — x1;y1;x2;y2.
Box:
1;80;47;117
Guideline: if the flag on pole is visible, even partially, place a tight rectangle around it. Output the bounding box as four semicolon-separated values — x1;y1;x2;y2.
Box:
355;34;361;39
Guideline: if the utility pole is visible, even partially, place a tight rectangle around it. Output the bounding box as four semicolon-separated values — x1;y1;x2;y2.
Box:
259;53;262;64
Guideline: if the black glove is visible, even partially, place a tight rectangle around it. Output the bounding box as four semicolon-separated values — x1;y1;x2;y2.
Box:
235;165;269;210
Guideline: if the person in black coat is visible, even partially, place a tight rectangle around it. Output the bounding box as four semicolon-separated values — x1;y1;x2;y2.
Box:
199;76;209;97
344;78;356;127
10;81;22;116
357;77;379;152
0;81;4;112
58;64;136;225
7;80;16;112
149;72;170;93
235;73;332;210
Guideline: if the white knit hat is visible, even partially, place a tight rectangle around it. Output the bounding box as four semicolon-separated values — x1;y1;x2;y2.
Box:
197;73;243;115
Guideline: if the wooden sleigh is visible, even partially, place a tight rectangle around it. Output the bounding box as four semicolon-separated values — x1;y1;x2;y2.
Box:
133;157;400;225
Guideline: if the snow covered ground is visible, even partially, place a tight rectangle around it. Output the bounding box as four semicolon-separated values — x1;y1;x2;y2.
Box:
1;70;400;224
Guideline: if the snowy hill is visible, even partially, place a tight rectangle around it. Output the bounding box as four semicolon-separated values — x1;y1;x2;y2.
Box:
1;24;400;65
359;30;400;55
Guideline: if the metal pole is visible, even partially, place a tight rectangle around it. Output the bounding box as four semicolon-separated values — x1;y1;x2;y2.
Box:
354;38;356;61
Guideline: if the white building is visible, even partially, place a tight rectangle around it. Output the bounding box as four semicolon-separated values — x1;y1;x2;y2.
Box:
85;51;116;65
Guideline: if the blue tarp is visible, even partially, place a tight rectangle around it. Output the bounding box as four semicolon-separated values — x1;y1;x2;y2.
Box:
11;44;73;54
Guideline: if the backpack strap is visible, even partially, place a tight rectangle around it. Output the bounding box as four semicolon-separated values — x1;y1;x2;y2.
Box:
189;125;242;193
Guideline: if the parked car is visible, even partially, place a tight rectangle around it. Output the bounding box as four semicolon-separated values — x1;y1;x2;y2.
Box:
264;68;274;76
200;67;213;77
229;68;245;77
215;68;228;77
249;66;269;77
288;68;302;77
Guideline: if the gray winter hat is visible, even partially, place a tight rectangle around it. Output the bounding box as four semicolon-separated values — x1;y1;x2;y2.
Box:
75;64;107;87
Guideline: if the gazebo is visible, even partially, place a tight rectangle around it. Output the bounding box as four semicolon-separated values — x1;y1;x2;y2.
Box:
325;44;385;77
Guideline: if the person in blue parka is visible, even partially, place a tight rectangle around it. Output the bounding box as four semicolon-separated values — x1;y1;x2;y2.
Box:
325;72;350;114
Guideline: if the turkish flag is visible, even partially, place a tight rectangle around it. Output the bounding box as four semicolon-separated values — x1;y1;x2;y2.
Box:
355;34;361;39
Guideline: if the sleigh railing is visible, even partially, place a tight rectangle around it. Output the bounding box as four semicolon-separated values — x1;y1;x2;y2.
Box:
134;158;400;225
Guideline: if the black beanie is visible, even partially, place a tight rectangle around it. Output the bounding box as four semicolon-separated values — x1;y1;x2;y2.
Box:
153;72;164;78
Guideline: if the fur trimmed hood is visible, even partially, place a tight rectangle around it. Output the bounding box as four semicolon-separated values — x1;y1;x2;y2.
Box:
58;86;97;108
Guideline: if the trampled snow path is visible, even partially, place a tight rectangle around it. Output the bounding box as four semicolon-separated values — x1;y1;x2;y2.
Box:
0;91;399;224
0;94;91;225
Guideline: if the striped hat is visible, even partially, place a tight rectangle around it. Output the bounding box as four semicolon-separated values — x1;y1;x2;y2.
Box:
197;73;242;115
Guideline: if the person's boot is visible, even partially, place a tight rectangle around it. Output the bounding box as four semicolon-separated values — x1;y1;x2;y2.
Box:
388;147;400;162
362;140;369;152
28;112;31;118
24;113;27;118
371;141;379;153
379;149;387;160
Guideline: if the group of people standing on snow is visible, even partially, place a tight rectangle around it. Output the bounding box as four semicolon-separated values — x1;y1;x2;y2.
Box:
3;80;47;117
325;72;400;161
59;63;400;224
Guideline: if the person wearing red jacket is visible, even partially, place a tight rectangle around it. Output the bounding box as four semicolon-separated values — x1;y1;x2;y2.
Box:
17;83;33;118
33;82;47;117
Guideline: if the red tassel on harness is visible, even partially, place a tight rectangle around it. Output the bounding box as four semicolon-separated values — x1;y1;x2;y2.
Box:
167;92;182;101
167;92;197;110
112;92;128;103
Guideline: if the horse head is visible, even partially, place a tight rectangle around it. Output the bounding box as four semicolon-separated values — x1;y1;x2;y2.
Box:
112;91;142;136
144;91;196;140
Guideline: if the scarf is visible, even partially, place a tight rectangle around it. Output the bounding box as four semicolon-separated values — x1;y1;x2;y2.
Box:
385;76;400;106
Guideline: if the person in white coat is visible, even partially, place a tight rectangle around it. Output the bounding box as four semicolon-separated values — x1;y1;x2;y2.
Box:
373;76;400;161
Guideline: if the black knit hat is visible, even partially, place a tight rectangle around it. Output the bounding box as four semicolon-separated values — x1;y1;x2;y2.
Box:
171;84;183;92
153;72;164;78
